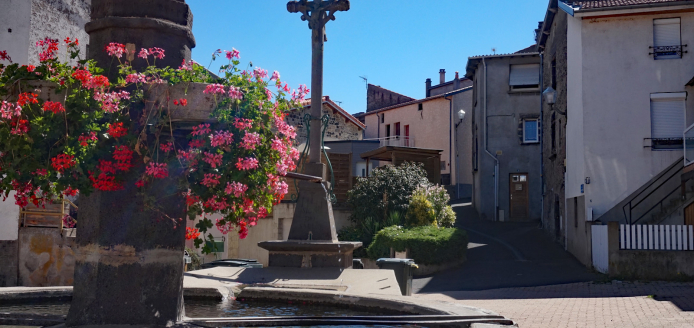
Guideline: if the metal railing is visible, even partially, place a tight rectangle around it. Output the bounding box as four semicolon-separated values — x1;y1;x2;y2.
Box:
622;157;683;224
364;136;415;148
650;44;687;59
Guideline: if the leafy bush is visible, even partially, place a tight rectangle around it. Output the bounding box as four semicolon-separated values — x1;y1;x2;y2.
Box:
338;212;403;258
405;190;436;227
438;206;456;228
366;226;468;265
347;162;429;225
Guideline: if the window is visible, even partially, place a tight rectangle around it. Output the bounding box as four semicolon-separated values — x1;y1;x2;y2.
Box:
653;18;682;60
395;122;401;136
418;103;423;111
385;124;391;137
440;160;447;171
523;118;539;143
650;92;686;150
380;114;384;123
509;64;540;90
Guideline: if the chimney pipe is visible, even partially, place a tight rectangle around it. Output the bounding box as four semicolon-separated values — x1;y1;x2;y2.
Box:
425;78;432;97
439;69;446;84
454;71;460;89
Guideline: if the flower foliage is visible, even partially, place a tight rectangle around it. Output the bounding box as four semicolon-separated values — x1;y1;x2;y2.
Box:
0;38;304;253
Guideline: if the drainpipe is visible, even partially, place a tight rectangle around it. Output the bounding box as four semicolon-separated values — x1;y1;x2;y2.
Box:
540;53;545;229
446;95;453;190
482;58;500;221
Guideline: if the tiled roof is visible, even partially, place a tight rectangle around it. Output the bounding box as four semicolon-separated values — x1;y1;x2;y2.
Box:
563;0;689;10
295;96;366;129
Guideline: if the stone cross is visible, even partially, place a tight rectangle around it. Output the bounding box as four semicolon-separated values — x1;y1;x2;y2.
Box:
287;0;349;176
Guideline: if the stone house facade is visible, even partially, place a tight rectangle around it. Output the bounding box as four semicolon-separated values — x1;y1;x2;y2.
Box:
537;0;569;245
286;96;365;146
466;47;542;222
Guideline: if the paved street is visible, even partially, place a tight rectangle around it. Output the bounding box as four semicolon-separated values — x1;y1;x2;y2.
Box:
413;202;694;327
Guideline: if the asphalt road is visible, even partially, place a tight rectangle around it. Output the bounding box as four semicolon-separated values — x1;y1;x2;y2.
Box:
413;202;600;293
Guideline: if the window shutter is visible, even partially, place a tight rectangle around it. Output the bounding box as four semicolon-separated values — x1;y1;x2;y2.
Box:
651;98;684;139
509;64;540;86
654;18;680;47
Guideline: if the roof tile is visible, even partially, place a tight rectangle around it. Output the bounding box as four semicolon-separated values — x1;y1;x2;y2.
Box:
564;0;688;10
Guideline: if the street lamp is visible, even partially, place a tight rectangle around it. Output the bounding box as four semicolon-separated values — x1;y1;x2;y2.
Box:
543;86;556;105
457;109;466;121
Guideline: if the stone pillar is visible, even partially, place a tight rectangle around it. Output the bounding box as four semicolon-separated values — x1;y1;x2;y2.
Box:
67;0;194;325
85;0;196;79
66;162;187;326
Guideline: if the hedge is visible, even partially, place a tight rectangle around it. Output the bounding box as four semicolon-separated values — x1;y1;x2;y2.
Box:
366;226;468;265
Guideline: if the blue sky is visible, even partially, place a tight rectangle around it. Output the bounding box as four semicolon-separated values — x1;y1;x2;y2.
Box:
188;0;549;114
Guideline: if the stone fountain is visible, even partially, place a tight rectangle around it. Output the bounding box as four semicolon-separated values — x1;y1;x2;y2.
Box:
258;0;362;269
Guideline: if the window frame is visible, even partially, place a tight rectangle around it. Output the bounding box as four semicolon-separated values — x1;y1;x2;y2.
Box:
652;17;683;60
650;92;687;150
509;63;541;92
522;118;540;144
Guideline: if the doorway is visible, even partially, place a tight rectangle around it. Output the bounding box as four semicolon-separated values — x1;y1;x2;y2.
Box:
509;173;529;220
685;202;694;226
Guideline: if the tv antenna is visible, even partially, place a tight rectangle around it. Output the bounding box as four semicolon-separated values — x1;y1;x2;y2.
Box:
491;47;497;54
359;75;368;89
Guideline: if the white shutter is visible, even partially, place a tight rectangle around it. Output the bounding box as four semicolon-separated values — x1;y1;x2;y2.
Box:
654;18;681;47
509;64;540;86
651;95;685;139
654;18;681;59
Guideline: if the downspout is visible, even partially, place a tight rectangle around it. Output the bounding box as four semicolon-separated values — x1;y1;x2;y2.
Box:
445;95;453;190
482;58;499;221
539;53;545;229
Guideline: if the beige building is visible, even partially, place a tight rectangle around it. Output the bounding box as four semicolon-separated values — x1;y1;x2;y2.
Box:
357;71;473;198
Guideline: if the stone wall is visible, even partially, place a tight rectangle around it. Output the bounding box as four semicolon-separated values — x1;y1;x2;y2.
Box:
18;227;76;287
541;9;568;243
0;240;18;286
366;84;414;113
607;222;694;280
285;103;363;146
28;0;90;66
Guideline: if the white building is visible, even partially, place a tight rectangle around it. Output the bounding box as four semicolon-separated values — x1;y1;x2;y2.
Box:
548;0;694;265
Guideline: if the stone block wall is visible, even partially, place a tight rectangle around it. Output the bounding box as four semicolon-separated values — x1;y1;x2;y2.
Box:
285;104;362;146
28;0;90;66
541;9;568;243
18;227;76;287
0;240;18;286
366;84;414;113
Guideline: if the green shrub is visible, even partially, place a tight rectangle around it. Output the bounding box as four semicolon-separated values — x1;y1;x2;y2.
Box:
347;162;429;225
405;191;436;227
438;206;456;228
366;226;468;265
337;212;403;258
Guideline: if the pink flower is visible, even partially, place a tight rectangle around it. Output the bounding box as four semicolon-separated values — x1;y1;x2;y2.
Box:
274;118;297;139
203;83;226;95
216;218;232;235
283;83;290;92
236;157;259;170
225;182;248;197
210;130;234;147
0;101;21;119
138;48;149;59
228;86;243;100
253;67;268;80
148;47;165;59
201;173;221;187
234;118;253;130
203;152;223;168
265;88;273;100
225;48;240;60
125;73;146;83
289;147;300;160
257;207;268;219
204;195;227;211
106;42;126;58
191;123;211;136
240;132;262;150
270;180;289;196
179;59;194;71
271;71;280;81
271;137;287;152
145;162;168;179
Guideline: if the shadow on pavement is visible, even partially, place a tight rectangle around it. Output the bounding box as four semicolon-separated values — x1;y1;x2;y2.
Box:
413;202;600;293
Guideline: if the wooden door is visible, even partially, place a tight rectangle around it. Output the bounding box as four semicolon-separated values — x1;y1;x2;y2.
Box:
685;202;694;226
509;173;529;220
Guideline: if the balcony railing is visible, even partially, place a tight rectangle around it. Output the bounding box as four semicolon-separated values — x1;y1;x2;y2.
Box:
364;136;415;148
650;44;687;59
684;122;694;166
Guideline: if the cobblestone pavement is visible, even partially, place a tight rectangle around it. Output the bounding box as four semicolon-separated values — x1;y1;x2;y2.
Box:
418;281;694;328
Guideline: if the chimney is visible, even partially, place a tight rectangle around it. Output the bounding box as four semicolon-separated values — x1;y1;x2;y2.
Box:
439;69;446;84
454;72;460;89
425;78;432;97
